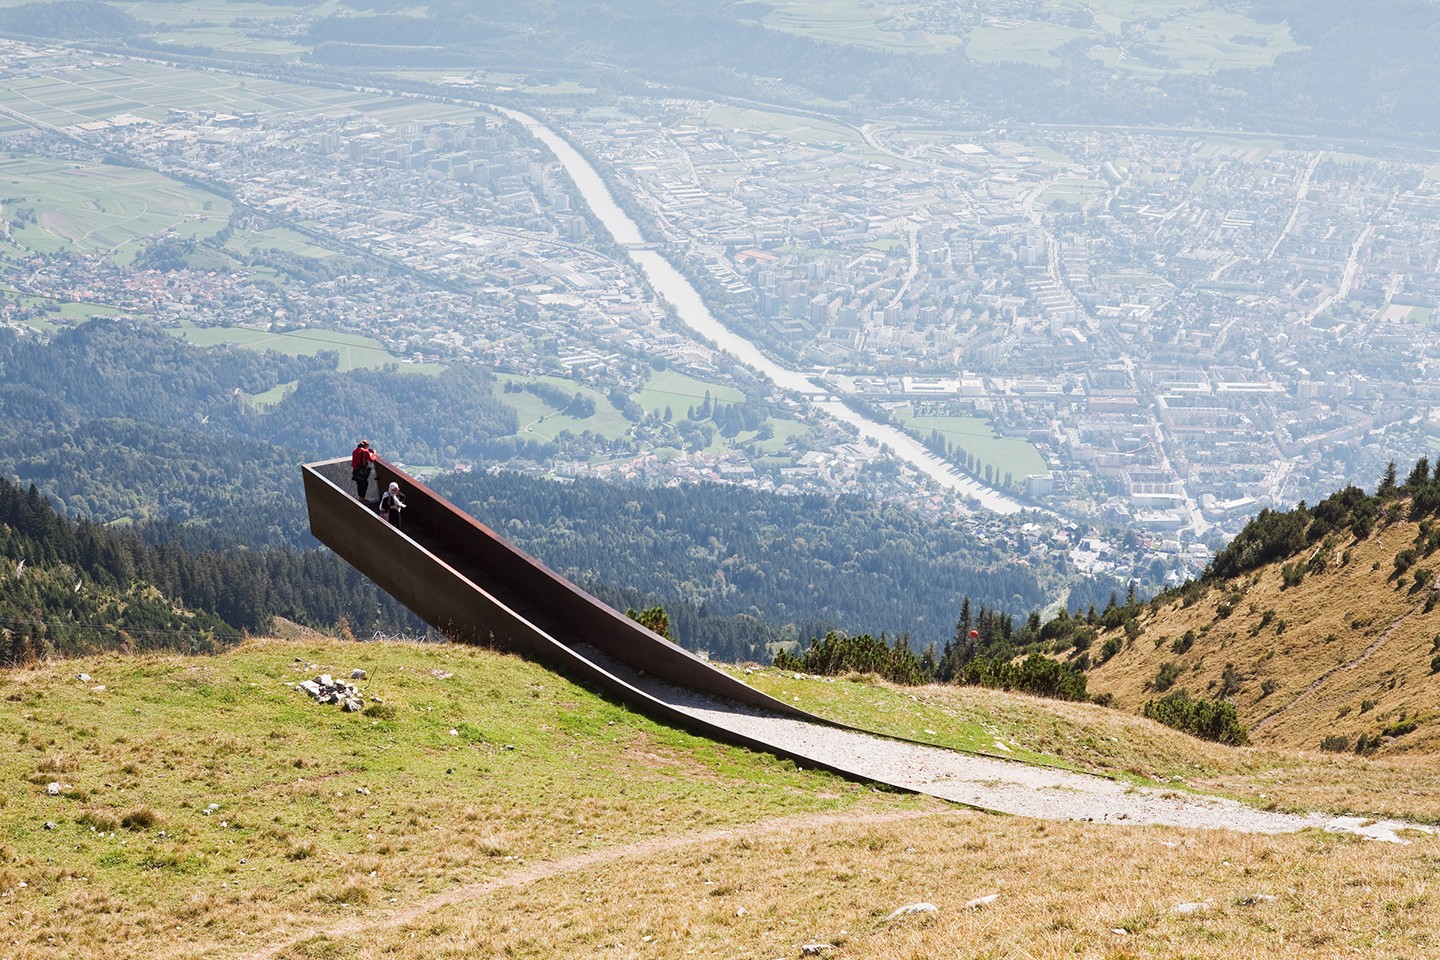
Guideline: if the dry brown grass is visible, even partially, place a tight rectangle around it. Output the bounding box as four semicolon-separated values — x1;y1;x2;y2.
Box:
0;641;917;960
269;810;1440;960
742;663;1440;823
1090;515;1440;756
908;682;1440;822
11;636;1440;960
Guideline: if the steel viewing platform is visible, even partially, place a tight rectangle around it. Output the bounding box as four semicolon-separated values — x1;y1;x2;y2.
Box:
301;456;855;769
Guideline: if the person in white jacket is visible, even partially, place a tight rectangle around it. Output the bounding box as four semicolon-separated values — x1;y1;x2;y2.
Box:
378;481;406;528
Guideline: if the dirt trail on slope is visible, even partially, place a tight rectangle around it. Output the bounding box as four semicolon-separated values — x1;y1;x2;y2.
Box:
236;808;961;960
239;654;1431;960
1253;586;1438;733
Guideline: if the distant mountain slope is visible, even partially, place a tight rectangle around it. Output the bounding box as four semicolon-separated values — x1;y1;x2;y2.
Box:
297;0;1440;143
0;0;142;39
1086;467;1440;755
0;320;516;546
0;475;416;663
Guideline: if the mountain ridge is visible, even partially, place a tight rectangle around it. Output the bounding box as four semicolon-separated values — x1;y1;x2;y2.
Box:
1088;467;1440;755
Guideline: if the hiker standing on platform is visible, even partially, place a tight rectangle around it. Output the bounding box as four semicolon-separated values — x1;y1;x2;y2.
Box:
379;481;406;528
351;440;377;501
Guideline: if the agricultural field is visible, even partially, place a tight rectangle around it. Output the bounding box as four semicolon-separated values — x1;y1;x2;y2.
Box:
168;319;434;374
0;155;229;263
638;368;743;420
754;0;1302;74
497;373;633;443
641;369;805;454
223;225;338;261
0;58;477;131
700;104;864;148
1141;8;1302;74
759;0;959;53
965;20;1093;67
895;407;1048;484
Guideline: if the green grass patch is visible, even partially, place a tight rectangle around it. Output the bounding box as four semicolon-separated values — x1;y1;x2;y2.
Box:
1147;9;1303;74
742;415;810;456
0;155;229;263
0;640;908;957
168;320;438;374
0;287;128;333
760;0;959;53
0;58;478;131
1196;136;1284;163
498;373;634;442
738;667;1074;770
639;369;744;420
1036;177;1108;210
225;226;338;261
701;104;865;148
894;407;1047;482
965;21;1093;67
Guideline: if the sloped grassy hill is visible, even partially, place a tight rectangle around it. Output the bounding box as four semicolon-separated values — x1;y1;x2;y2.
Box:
8;639;1440;959
0;640;914;958
1088;486;1440;755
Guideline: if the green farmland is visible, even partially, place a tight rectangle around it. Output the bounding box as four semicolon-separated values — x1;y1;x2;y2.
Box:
639;368;744;419
169;320;436;374
0;156;229;263
896;406;1048;485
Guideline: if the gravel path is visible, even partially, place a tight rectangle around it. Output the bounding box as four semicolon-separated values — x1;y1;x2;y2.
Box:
593;650;1424;843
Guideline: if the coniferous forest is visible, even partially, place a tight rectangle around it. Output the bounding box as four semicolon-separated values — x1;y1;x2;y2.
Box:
0;475;417;665
0;318;1102;661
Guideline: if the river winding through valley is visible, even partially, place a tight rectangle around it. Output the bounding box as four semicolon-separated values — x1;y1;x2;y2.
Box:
494;106;1026;515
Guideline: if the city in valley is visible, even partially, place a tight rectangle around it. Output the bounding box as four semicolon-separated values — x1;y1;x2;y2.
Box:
2;31;1438;589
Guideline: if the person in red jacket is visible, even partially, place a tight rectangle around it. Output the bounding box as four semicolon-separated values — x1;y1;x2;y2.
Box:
350;440;377;501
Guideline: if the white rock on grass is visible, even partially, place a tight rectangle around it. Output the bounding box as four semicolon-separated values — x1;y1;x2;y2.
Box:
1172;900;1213;914
886;902;940;920
965;894;999;909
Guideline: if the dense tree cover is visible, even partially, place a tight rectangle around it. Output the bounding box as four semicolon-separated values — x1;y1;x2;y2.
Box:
0;320;515;543
0;476;419;665
0;0;142;39
0;319;1081;661
775;596;1091;702
0;319;1108;664
0;320;325;426
1202;459;1440;583
293;0;1440;145
775;631;928;685
264;364;517;464
1142;690;1249;745
435;470;1051;650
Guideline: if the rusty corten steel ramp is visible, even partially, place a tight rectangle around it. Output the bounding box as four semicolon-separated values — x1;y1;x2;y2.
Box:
301;456;849;761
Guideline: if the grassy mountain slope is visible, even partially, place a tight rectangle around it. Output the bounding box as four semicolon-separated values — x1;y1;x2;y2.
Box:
1088;492;1440;756
6;639;1440;959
